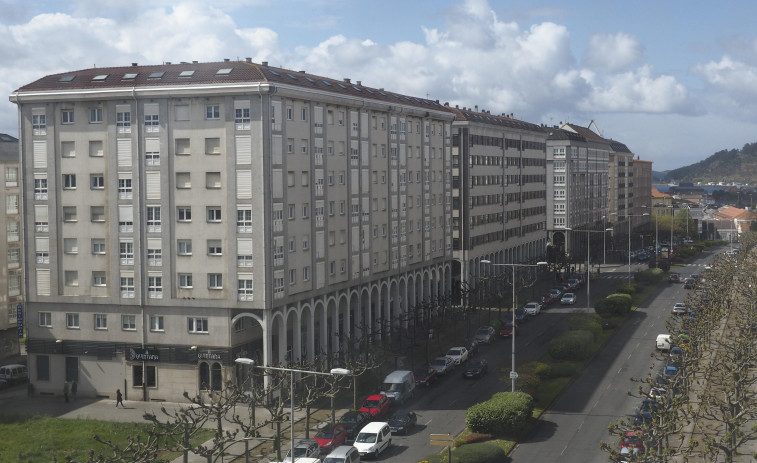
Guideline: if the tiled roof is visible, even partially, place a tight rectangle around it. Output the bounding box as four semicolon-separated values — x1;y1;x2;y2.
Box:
713;206;757;221
445;106;545;132
546;127;585;142
651;188;671;198
14;60;449;114
0;133;18;142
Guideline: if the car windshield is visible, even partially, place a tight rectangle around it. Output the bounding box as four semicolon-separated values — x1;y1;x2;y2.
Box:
381;382;401;392
355;432;377;443
476;328;489;335
390;414;408;424
363;400;379;408
447;349;462;356
339;414;356;424
315;427;334;438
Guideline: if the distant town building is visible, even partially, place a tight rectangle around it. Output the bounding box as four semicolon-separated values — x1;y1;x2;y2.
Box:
0;133;22;360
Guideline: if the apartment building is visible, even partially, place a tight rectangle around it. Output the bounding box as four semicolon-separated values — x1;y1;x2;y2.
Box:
447;106;548;285
0;133;22;359
631;158;653;219
11;60;454;400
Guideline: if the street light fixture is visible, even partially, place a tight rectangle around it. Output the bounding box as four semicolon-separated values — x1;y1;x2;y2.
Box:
234;358;351;462
565;227;612;314
482;261;547;392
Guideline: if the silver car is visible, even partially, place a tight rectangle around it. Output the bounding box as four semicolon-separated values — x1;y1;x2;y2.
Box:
474;326;495;344
430;356;454;375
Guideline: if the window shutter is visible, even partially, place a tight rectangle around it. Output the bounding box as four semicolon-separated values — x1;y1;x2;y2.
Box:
119;205;133;222
33;140;47;168
236;135;251;164
145;138;160;153
117;139;132;168
36;269;51;296
236;170;252;199
237;238;253;255
145;172;161;199
34;204;48;222
35;236;49;252
147;238;162;250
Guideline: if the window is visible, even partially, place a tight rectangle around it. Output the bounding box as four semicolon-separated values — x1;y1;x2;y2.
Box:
66;313;80;328
235;107;250;129
237;208;252;232
92;238;105;254
150;315;164;332
7;221;18;242
6;194;18;214
289;269;296;285
302;203;309;218
118;177;132;199
34;176;48;199
91;206;105;222
206;207;222;222
62;140;76;158
92;271;106;286
7;248;20;268
288;204;295;219
175;138;190;155
207;240;222;255
208;273;223;289
178;273;193;288
63;206;77;222
133;365;156;388
146;206;161;232
63;238;78;254
176;172;191;188
177;239;192;255
188;317;209;333
32;113;46;135
94;314;107;330
301;107;308;121
205;138;221;155
62;109;74;124
148;275;163;298
145;113;159;131
177;206;192;222
89;108;103;123
205;104;220;120
120;276;135;298
5;167;17;186
39;312;52;327
63;174;76;189
117;110;131;133
205;172;221;189
303;266;311;281
147;246;162;266
37;355;50;381
90;174;105;189
238;276;253;301
121;315;136;330
119;241;134;265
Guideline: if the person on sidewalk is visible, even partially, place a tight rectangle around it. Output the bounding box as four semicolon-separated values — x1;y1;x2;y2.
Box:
71;380;78;400
63;381;69;402
115;389;124;408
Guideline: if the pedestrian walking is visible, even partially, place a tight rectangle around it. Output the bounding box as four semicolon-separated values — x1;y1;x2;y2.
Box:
63;381;69;402
71;380;78;400
115;388;124;408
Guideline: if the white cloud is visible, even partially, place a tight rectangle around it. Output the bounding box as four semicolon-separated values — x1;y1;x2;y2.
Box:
696;55;757;95
583;32;643;71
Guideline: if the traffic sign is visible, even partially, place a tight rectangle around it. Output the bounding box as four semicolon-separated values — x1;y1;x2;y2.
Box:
509;371;519;379
430;433;454;446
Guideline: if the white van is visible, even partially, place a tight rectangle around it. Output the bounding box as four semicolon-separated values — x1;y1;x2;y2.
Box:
0;364;27;386
656;334;671;351
353;422;392;459
379;370;415;404
323;446;360;463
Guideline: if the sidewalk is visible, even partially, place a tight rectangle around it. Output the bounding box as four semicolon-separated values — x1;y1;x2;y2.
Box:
0;384;347;463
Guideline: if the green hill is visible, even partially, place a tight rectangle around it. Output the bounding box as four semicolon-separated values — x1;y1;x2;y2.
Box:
665;142;757;184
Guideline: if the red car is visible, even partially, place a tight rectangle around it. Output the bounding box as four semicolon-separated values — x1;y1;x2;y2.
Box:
314;423;348;453
541;293;556;306
499;321;518;338
620;430;645;453
360;393;391;419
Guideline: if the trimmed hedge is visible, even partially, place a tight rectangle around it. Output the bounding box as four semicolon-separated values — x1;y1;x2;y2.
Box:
465;391;534;435
451;441;507;462
634;268;666;285
567;314;602;340
548;361;582;378
547;330;594;360
594;293;632;316
615;283;637;295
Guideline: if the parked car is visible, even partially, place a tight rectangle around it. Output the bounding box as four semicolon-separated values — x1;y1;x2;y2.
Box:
430;356;454;375
314;423;348;453
464;338;479;358
359;394;391;419
548;288;563;298
656;334;672;351
648;386;668;401
462;359;488;379
620;430;645;454
474;326;495;344
672;302;688;315
634;398;661;425
541;292;556;306
663;365;678;379
683;277;696;289
567;278;580;290
500;321;518;337
353;422;392;459
283;439;321;463
669;346;684;366
668;273;680;283
387;411;417;435
523;301;542;316
514;308;527;323
413;366;438;387
445;346;469;365
0;364;27;386
337;410;372;440
560;293;576;305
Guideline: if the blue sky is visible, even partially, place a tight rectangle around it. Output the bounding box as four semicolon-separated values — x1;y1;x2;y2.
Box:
3;0;757;171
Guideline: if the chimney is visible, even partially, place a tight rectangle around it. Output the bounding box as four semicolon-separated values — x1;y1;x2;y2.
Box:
192;61;198;64
356;81;362;86
165;61;171;65
474;105;478;112
262;61;268;66
224;58;230;62
131;63;138;66
344;78;351;83
245;57;252;63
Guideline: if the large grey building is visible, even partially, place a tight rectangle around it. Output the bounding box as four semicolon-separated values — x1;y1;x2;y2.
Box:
11;60;455;400
0;133;22;359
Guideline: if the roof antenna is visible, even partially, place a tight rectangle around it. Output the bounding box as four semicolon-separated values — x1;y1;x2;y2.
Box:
588;119;602;137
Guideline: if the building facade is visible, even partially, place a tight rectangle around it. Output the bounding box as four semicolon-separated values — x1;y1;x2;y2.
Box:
447;106;548;286
0;134;22;359
11;60;455;400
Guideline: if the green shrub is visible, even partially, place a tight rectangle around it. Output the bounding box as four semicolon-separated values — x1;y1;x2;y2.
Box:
451;441;507;462
615;283;637;294
568;313;602;340
519;361;552;378
595;293;632;316
548;361;582;378
634;268;665;284
465;391;534;435
548;330;594;360
455;432;492;446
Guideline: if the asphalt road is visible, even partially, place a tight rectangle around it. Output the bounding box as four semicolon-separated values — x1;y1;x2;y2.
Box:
372;263;644;462
510;251;718;463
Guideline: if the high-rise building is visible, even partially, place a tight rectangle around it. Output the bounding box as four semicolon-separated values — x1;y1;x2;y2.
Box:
11;60;454;400
0;133;22;359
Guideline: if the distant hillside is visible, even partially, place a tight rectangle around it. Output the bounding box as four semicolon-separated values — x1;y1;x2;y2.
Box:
665;142;757;184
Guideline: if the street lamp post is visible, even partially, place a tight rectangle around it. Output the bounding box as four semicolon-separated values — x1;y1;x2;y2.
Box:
566;227;612;312
482;261;547;392
234;358;350;462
